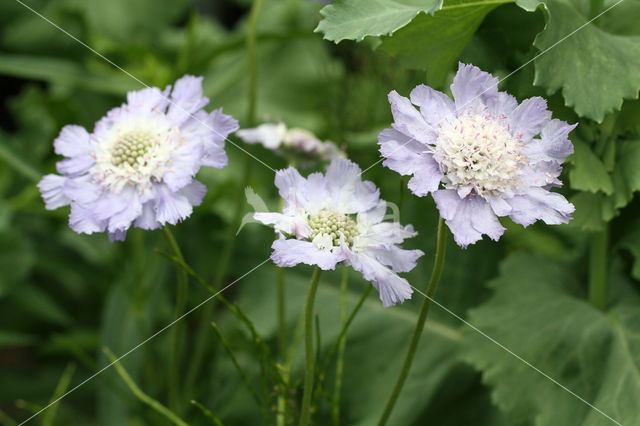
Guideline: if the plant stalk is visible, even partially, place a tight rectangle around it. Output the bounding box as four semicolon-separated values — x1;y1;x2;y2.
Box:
588;227;609;310
163;226;189;413
378;217;447;426
298;267;322;426
332;267;349;426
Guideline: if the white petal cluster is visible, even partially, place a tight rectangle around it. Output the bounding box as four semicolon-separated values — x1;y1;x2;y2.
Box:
254;158;423;307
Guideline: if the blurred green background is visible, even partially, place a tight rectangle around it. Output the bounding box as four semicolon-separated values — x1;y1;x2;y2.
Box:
1;0;640;425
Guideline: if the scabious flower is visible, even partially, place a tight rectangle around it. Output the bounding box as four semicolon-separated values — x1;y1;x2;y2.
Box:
237;122;344;164
38;75;239;241
379;63;576;247
254;158;423;307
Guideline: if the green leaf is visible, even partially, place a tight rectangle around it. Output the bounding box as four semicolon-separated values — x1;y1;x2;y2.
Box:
569;139;613;194
569;192;614;231
610;139;640;209
533;0;640;122
465;253;640;425
315;0;442;43
620;229;640;280
379;0;528;87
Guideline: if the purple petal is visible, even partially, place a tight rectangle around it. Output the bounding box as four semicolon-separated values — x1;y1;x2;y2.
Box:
275;166;307;210
366;246;424;273
508;97;551;142
53;125;92;158
508;187;574;226
388;90;434;143
325;158;379;213
69;204;104;234
162;142;202;191
345;251;413;307
153;184;194;225
254;212;309;238
409;84;455;127
134;202;160;230
525;119;576;163
93;189;142;233
236;122;285;149
451;63;499;113
433;189;505;248
486;92;518;117
126;87;170;112
56;155;94;177
38;174;70;209
271;238;344;270
167;75;210;126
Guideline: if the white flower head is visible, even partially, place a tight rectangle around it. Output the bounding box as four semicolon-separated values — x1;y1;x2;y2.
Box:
38;75;239;241
254;158;424;307
237;122;345;163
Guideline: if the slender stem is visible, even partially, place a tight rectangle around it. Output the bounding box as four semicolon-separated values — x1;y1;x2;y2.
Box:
276;267;287;426
378;217;448;426
332;267;349;426
588;227;609;310
104;348;189;426
298;267;322;426
162;226;189;413
42;363;76;426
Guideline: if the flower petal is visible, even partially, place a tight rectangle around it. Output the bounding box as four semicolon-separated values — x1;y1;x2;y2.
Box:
53;125;92;158
153;184;194;225
508;187;574;226
525;119;576;164
433;189;505;248
325;158;379;214
237;123;286;150
409;84;455;127
69;204;104;234
271;238;344;270
508;97;551;142
38;174;70;210
451;62;499;113
345;251;413;307
366;246;424;273
388;90;434;143
167;75;210;126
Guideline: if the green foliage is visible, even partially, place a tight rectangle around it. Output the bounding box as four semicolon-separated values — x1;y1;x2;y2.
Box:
465;253;640;426
533;0;640;122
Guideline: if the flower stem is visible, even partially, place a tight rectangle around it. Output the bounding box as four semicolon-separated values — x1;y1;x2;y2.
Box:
163;226;189;413
332;267;349;426
247;0;265;127
378;216;447;426
588;227;609;310
298;267;322;426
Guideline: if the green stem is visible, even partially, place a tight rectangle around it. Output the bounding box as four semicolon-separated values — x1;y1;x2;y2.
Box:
104;348;189;426
298;267;322;426
42;363;76;426
276;267;287;426
378;217;448;426
588;227;609;310
332;267;349;426
162;226;189;413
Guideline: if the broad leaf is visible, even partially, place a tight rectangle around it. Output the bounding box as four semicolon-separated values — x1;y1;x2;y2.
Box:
379;0;538;87
533;0;640;122
315;0;442;43
569;139;613;195
465;253;640;425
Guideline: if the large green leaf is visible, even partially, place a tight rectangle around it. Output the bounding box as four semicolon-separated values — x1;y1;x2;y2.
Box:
533;0;640;122
379;0;536;87
465;253;640;425
315;0;442;43
569;139;613;195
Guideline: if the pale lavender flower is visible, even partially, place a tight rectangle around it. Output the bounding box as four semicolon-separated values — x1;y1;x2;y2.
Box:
38;75;239;241
254;158;423;307
379;63;576;247
237;122;344;162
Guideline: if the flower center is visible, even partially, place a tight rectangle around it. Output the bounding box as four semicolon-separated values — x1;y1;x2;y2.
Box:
433;112;526;195
111;130;157;169
308;210;358;247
